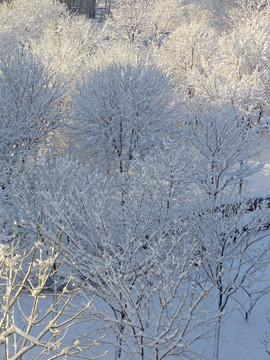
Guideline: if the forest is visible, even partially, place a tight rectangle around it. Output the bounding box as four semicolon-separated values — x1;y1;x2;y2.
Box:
0;0;270;359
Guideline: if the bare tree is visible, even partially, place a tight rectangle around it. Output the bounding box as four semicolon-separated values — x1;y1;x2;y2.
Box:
62;171;214;360
191;199;270;360
186;101;262;200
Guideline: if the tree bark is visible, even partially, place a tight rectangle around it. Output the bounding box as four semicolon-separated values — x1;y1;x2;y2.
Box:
213;312;222;360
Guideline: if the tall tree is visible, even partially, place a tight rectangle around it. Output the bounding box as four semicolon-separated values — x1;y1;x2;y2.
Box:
186;101;270;360
0;48;66;179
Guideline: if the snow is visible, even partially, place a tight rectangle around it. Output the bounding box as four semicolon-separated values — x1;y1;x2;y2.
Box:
221;306;269;360
2;291;268;360
194;134;270;360
65;134;270;360
198;301;269;360
245;136;270;198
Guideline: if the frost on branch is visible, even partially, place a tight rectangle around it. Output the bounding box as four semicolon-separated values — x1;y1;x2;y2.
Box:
0;219;106;360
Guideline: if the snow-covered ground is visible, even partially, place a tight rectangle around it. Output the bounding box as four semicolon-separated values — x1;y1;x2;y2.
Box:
2;293;269;359
220;304;269;360
91;135;270;360
199;302;270;360
245;136;270;198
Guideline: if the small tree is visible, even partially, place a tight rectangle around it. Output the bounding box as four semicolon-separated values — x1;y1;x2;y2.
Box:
156;6;218;93
60;170;214;360
0;219;107;360
192;199;270;360
82;216;213;360
106;0;153;47
32;14;102;83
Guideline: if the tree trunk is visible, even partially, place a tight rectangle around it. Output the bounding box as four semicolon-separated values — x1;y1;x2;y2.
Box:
115;310;125;359
213;312;222;360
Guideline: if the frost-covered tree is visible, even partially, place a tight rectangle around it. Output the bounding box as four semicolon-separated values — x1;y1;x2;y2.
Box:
105;0;153;47
155;5;218;95
69;53;178;173
140;130;195;220
185;101;270;360
0;220;107;360
106;0;183;48
155;0;269;118
28;13;103;156
84;211;213;360
0;47;66;236
219;0;270;119
192;196;270;360
8;140;190;261
0;48;66;184
2;1;270;359
8;151;214;360
146;0;182;47
221;0;269;82
186;101;262;199
7;154;95;247
0;0;67;53
32;13;102;83
60;167;212;360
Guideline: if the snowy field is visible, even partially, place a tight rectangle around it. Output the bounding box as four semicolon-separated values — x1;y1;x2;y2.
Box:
220;305;269;360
